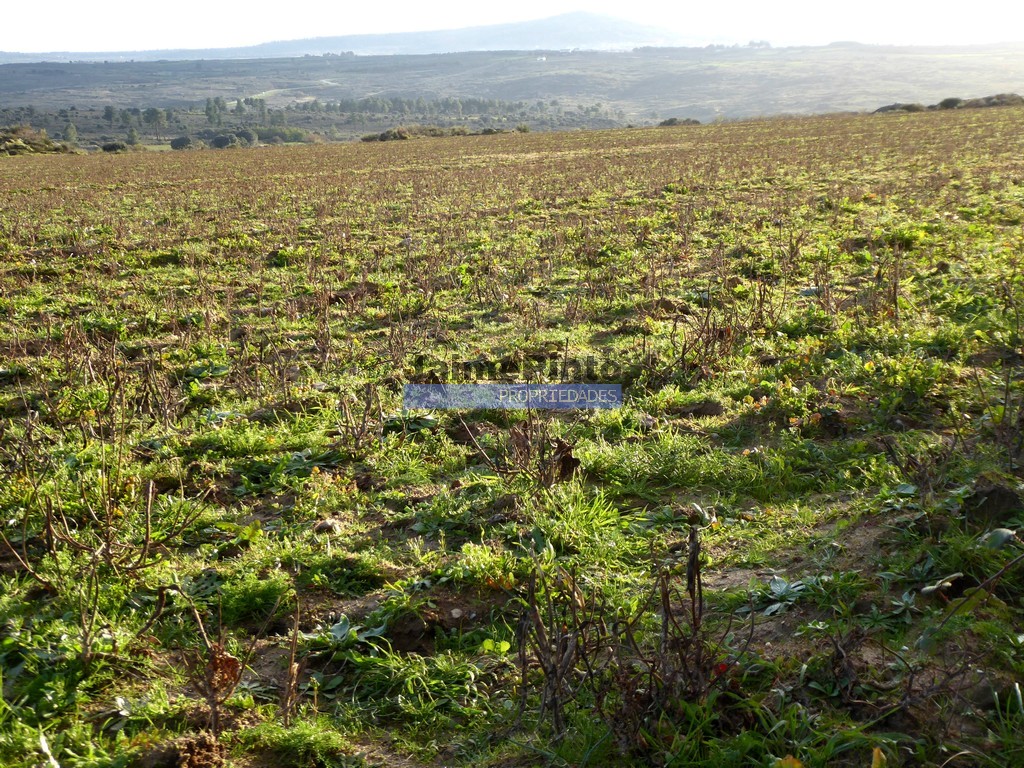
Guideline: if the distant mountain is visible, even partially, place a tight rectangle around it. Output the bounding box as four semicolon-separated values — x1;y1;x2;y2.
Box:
0;13;690;63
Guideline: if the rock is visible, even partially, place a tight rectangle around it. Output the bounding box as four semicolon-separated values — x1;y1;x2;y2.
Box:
313;519;343;534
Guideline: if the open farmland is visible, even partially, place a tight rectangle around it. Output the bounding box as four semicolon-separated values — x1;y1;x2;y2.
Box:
2;109;1024;767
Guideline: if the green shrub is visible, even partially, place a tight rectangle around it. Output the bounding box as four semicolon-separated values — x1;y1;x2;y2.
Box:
218;570;292;626
255;126;312;143
170;135;196;150
211;133;240;149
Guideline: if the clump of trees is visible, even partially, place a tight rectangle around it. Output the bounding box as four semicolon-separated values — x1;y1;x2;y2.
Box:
170;136;201;150
362;124;528;142
658;117;701;127
175;128;266;149
362;126;413;141
211;134;241;149
171;126;302;149
961;93;1024;108
0;125;72;155
253;126;312;143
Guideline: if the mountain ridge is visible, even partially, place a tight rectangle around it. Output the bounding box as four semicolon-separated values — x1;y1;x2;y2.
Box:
0;12;691;64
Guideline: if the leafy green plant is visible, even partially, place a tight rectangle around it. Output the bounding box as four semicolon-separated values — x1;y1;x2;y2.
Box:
233;720;364;767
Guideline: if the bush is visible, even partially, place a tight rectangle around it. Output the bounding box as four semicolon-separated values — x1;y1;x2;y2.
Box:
658;117;701;126
363;124;464;142
235;128;258;145
380;127;411;141
938;97;963;110
254;126;312;143
211;133;240;149
219;570;292;626
363;127;411;141
962;93;1024;109
101;141;129;153
0;125;71;155
169;136;195;150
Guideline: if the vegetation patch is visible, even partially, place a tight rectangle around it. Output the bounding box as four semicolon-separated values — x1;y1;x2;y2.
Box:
1;107;1024;766
0;125;71;155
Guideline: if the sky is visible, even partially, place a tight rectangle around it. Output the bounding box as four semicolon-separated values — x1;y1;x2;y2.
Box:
3;0;1022;52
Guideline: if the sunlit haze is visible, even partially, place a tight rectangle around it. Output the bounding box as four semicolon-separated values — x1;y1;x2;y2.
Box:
4;0;1023;53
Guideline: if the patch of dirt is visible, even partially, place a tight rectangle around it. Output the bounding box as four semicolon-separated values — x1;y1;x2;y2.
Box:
244;640;291;687
813;514;890;571
354;470;385;493
245;398;324;424
665;400;725;418
445;419;498;445
383;484;443;513
0;337;51;358
164;698;263;733
371;514;416;542
250;491;298;519
744;607;822;658
964;478;1023;528
220;754;280;768
353;737;440;768
479;756;540;768
703;567;764;591
300;590;383;630
0;543;25;577
387;611;437;654
964;347;1023;367
387;588;510;654
638;296;693;316
484;492;525;524
137;732;226;768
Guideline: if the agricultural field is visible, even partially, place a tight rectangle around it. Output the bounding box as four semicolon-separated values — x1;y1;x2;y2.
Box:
1;107;1023;767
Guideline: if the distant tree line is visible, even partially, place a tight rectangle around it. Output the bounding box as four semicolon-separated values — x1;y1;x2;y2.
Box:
360;123;532;142
657;117;701;127
0;92;625;150
294;96;539;116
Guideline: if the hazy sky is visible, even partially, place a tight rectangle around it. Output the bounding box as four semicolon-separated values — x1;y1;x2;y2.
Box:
3;1;1022;52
